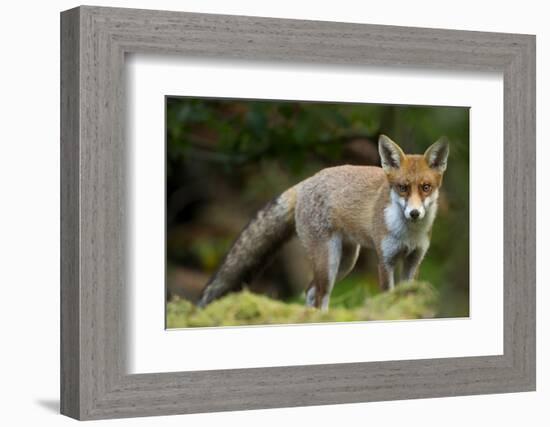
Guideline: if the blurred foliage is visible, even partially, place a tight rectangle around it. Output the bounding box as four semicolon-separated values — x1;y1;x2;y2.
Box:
166;97;470;323
167;282;438;328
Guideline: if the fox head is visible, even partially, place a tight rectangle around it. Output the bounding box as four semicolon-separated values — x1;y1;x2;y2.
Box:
378;134;449;222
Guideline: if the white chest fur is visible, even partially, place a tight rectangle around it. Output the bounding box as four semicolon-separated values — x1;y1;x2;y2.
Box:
381;190;438;263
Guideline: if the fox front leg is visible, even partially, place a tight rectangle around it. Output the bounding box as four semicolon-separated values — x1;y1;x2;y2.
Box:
377;262;395;291
402;246;428;282
378;238;402;291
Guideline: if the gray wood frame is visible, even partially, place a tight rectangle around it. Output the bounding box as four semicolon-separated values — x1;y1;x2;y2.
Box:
60;5;536;420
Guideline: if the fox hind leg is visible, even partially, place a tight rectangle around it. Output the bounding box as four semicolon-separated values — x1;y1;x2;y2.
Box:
306;243;358;308
305;285;317;307
337;243;360;281
304;235;342;311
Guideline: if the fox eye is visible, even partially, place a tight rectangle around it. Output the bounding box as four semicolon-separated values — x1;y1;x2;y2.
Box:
421;183;432;193
397;184;409;193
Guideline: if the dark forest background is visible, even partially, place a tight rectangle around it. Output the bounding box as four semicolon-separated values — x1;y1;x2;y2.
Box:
166;97;470;318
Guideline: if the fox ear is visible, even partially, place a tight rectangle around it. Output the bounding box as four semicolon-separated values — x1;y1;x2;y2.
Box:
378;134;405;172
424;137;450;172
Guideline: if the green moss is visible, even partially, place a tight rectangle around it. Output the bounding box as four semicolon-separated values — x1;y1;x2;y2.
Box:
166;281;439;328
360;281;439;320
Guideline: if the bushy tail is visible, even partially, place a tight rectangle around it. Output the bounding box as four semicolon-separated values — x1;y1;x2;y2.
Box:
197;188;297;307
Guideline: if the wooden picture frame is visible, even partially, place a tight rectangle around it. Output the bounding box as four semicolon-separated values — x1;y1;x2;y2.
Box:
60;5;536;420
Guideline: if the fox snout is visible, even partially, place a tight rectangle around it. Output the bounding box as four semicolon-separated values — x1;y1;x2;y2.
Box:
405;205;424;221
403;191;440;221
394;191;428;222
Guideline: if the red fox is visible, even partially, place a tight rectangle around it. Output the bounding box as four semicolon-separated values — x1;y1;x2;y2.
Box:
198;135;449;311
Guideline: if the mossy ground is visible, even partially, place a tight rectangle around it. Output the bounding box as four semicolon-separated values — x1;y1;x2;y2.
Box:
166;281;438;328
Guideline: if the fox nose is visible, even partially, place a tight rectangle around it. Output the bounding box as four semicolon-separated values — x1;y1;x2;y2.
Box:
409;209;420;220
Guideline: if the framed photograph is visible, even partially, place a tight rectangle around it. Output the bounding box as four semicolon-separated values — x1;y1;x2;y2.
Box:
61;6;536;420
164;97;468;329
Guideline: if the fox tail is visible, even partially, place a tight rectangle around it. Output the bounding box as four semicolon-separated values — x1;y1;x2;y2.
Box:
197;188;297;307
